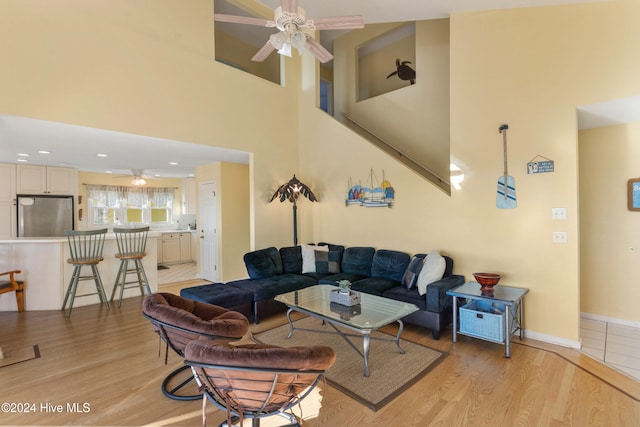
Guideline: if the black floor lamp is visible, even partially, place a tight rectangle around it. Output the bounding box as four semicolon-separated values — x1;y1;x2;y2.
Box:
270;175;317;246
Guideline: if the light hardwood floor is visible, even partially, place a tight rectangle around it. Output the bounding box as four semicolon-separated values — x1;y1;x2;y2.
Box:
2;279;640;426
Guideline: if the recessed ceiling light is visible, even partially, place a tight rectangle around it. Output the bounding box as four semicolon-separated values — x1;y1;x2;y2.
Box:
38;150;51;154
169;162;178;165
105;170;113;174
17;153;30;157
97;153;108;157
17;159;28;162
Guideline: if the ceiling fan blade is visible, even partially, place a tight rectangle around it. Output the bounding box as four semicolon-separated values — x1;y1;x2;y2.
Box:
214;14;271;27
311;15;365;30
281;0;298;14
252;40;276;62
305;37;333;63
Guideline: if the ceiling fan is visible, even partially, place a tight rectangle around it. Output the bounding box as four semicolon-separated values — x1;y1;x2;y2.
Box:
113;169;155;186
214;0;364;63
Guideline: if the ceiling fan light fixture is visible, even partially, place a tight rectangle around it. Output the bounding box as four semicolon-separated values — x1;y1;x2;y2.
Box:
290;31;308;54
278;41;293;57
132;177;146;186
269;32;287;50
214;1;363;63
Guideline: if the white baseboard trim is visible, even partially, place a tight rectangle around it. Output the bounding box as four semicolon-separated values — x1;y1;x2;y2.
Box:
581;312;640;329
524;330;581;349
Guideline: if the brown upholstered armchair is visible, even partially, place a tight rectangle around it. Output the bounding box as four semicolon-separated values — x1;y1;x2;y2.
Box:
142;293;250;401
0;270;24;312
185;340;336;427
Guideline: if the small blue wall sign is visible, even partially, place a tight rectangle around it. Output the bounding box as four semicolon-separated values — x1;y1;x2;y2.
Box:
527;160;554;174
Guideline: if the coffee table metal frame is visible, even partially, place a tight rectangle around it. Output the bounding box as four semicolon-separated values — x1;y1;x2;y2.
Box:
275;285;419;377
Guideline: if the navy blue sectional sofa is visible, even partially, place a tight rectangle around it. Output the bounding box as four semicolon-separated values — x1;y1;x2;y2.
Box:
180;244;464;340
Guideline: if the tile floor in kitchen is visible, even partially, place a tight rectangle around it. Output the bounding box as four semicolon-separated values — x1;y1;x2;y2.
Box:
581;315;640;381
157;262;197;284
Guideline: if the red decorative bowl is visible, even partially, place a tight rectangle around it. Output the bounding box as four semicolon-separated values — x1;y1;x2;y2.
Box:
473;273;501;291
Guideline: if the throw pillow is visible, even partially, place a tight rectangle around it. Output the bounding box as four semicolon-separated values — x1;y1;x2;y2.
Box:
301;244;328;273
402;255;425;290
416;251;446;296
315;250;341;274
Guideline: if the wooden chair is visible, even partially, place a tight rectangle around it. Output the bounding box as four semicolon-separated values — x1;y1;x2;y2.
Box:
185;340;336;427
0;270;25;312
110;226;152;307
62;228;110;317
142;293;250;401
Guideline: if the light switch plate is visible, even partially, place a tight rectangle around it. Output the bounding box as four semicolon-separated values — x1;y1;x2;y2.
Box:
552;231;568;243
552;207;567;220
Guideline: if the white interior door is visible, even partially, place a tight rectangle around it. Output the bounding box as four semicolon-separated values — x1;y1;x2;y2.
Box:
199;181;218;282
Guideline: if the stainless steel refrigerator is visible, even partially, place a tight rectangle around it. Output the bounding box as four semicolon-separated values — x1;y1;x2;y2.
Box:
17;195;74;237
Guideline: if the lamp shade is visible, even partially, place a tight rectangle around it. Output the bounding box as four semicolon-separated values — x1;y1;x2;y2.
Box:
270;175;317;247
269;32;287;50
290;31;308;54
270;175;317;204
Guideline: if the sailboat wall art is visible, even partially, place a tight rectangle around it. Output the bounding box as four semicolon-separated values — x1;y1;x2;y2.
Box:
346;169;394;208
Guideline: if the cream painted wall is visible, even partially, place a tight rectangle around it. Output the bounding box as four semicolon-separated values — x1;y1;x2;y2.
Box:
0;0;301;252
219;162;250;281
4;0;640;345
334;19;451;182
358;35;415;100
300;0;640;344
579;122;640;323
215;29;280;84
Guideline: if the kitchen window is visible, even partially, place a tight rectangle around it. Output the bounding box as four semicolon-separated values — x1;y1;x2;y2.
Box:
86;185;175;228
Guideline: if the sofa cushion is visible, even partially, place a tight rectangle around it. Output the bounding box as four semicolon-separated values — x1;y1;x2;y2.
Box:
227;274;316;301
318;272;369;286
371;249;411;282
417;251;446;296
279;246;302;274
341;247;375;276
180;282;254;308
314;249;341;274
402;255;425;290
301;244;328;273
382;286;427;310
350;277;400;296
244;247;283;279
317;243;345;261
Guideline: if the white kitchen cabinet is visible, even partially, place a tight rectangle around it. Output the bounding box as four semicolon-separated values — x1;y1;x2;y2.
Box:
17;165;77;195
161;234;181;264
179;232;191;261
159;231;193;264
156;238;163;264
0;164;17;239
182;178;196;215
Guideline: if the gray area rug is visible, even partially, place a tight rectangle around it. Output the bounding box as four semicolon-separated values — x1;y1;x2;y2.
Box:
253;316;447;411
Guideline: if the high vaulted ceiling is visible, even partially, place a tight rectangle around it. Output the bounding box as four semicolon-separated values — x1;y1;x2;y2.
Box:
1;0;630;179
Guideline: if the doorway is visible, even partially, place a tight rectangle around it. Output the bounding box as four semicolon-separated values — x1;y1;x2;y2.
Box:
199;180;218;282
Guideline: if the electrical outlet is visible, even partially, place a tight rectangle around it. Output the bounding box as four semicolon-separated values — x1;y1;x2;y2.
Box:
552;207;567;220
552;231;568;243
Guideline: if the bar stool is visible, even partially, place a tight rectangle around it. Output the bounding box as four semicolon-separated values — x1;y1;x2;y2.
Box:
62;229;110;317
110;226;151;307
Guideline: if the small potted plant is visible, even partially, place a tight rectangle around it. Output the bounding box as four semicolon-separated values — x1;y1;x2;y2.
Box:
337;279;352;294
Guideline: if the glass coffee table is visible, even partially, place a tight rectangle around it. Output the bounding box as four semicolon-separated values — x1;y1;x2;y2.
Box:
275;285;419;377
